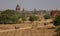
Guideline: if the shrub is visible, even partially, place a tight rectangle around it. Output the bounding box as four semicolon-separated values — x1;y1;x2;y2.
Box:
54;15;60;26
29;15;39;22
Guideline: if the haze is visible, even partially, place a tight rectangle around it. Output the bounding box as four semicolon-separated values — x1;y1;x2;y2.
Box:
0;0;60;11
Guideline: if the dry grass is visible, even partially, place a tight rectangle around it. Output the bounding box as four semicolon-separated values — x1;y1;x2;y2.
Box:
0;27;56;36
0;19;56;36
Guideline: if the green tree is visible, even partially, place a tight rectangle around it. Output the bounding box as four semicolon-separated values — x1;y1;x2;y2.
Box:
29;15;39;22
54;15;60;26
0;9;21;24
44;14;50;19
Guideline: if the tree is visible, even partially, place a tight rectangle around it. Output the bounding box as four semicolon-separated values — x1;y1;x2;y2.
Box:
44;14;50;19
29;15;39;22
54;15;60;26
0;9;21;24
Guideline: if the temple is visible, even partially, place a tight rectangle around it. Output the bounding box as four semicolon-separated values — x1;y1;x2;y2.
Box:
51;10;60;18
16;4;21;12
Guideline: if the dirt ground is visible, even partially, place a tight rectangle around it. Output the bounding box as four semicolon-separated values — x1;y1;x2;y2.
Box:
0;24;56;36
0;19;56;36
0;27;56;36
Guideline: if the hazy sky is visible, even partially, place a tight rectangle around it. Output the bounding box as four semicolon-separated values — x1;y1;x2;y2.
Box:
0;0;60;11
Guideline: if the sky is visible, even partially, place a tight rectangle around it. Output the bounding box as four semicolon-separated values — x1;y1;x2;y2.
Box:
0;0;60;11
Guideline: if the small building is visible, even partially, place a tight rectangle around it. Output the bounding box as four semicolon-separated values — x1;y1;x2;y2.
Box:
51;10;60;18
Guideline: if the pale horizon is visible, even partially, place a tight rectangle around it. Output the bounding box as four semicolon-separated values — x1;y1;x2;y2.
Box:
0;0;60;11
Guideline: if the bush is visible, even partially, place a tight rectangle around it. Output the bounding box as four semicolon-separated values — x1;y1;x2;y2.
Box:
54;15;60;26
29;15;39;22
56;27;60;36
0;9;21;24
44;14;50;19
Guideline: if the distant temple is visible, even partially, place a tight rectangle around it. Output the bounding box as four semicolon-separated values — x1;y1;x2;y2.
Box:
51;10;60;18
16;4;21;12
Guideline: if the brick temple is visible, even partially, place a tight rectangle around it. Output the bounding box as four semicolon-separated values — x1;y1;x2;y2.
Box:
51;10;60;18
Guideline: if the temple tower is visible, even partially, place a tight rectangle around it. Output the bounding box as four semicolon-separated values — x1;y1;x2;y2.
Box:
16;4;21;12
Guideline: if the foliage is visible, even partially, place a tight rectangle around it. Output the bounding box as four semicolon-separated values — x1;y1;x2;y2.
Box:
54;15;60;26
56;27;60;36
0;9;21;24
57;27;60;31
29;15;39;22
21;14;26;23
44;14;50;19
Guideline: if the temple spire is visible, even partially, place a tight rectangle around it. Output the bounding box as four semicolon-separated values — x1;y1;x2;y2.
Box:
16;4;21;12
